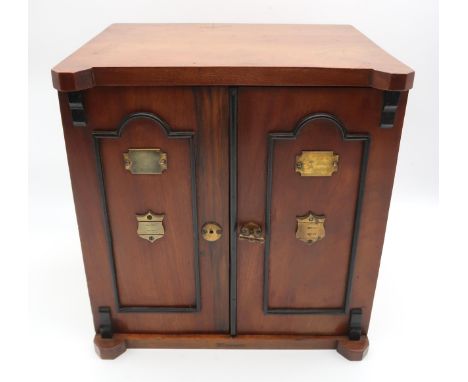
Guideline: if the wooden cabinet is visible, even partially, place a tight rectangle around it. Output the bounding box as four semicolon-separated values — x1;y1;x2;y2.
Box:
52;24;413;360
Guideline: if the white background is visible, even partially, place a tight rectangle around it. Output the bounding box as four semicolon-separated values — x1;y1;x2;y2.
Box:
15;0;464;381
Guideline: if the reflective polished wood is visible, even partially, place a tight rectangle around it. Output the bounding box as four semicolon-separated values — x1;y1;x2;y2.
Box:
53;24;413;361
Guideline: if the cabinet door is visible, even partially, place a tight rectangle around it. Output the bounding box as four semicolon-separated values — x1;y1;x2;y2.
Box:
61;87;230;333
235;87;406;334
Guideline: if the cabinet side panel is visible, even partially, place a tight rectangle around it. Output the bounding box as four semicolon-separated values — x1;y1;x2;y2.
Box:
353;91;408;333
58;91;116;332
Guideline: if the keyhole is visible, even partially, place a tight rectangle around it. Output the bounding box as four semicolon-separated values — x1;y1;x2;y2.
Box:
202;223;222;242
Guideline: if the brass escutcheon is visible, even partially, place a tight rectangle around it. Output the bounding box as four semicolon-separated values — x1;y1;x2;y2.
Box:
202;223;222;242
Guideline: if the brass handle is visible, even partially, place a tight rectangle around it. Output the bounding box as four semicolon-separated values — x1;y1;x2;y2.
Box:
238;222;265;243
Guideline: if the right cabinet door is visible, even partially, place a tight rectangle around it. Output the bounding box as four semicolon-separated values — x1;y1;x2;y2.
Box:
236;87;407;335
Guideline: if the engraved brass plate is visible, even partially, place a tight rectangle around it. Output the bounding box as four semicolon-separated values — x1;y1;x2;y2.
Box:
202;223;222;242
136;211;165;243
296;212;326;244
124;149;167;175
295;151;339;176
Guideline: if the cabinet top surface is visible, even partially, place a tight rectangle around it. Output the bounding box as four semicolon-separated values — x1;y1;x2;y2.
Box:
52;23;414;91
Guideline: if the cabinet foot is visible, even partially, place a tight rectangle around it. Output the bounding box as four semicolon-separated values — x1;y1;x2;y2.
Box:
94;335;127;359
92;333;369;360
336;336;369;361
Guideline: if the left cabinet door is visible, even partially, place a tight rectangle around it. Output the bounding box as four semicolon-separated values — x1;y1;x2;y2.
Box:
59;87;230;333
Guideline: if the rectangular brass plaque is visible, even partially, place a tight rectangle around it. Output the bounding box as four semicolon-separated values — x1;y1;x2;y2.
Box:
123;148;167;175
295;151;339;177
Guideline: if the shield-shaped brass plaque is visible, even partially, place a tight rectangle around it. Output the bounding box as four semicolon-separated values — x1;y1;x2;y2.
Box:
296;212;326;244
136;211;165;243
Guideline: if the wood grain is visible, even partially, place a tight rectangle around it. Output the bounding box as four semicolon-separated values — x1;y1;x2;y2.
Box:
95;333;368;349
93;332;369;356
100;116;196;307
55;24;412;358
236;87;408;334
93;332;369;360
60;86;230;332
336;337;369;361
268;121;363;309
94;336;127;360
52;24;414;91
60;84;408;359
